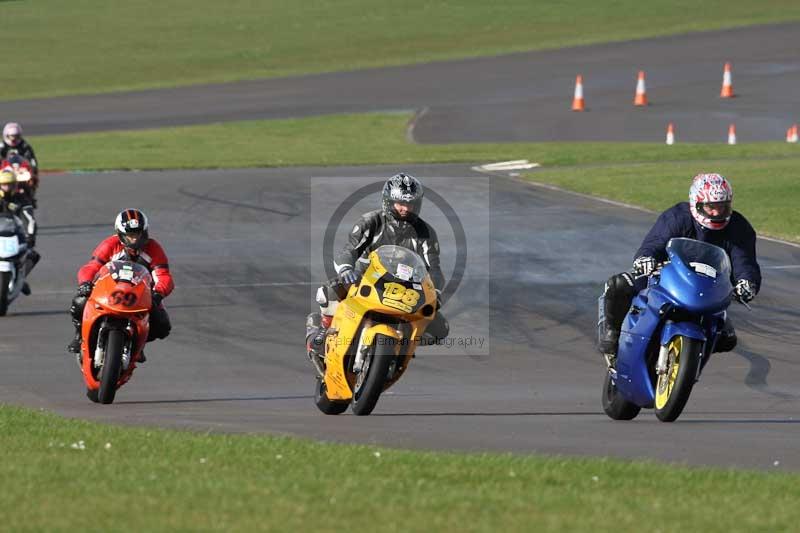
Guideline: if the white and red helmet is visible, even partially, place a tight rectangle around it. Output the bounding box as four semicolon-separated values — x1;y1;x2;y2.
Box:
689;173;733;230
2;123;22;147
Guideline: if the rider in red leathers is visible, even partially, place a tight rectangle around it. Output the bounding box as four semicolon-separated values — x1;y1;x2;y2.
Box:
68;209;174;361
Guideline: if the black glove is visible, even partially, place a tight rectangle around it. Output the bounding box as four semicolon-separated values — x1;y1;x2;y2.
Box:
151;291;164;308
632;256;657;276
339;267;359;286
734;279;755;303
76;281;94;297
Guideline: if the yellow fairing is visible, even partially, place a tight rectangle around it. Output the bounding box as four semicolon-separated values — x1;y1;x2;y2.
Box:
322;248;436;401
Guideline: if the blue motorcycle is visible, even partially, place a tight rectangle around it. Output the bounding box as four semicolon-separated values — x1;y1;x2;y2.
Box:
601;238;746;422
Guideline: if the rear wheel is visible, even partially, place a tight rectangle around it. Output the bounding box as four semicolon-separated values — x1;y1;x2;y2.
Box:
351;334;395;416
602;372;641;420
0;271;10;316
314;377;349;415
98;329;124;405
654;336;702;422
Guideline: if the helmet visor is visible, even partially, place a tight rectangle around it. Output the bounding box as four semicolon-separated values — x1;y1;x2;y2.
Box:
6;133;20;146
699;201;732;222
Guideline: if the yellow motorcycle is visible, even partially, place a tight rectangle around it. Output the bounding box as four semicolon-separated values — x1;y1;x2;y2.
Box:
314;245;438;416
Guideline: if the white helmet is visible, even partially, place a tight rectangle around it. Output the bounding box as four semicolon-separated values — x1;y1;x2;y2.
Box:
689;173;733;230
2;123;22;147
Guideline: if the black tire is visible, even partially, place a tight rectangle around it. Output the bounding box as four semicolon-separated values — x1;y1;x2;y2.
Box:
351;334;395;416
602;371;641;420
0;271;10;316
655;336;702;422
314;377;350;415
98;329;124;405
86;388;99;403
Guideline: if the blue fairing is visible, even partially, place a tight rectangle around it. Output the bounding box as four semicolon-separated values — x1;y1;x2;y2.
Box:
660;321;705;345
659;240;732;313
613;238;732;408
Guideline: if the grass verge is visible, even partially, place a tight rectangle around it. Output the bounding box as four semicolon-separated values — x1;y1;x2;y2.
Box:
4;0;800;99
34;112;800;241
2;404;799;532
523;159;800;243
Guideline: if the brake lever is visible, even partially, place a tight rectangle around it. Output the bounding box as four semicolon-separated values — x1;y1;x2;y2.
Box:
731;293;752;311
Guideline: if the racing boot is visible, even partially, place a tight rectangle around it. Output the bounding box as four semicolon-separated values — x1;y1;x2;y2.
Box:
67;329;82;355
21;282;31;295
305;312;332;373
713;318;737;353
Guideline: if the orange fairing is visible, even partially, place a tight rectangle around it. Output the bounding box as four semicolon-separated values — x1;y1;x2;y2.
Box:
81;261;152;391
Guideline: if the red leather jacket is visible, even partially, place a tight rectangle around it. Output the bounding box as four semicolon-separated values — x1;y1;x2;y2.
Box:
77;235;174;297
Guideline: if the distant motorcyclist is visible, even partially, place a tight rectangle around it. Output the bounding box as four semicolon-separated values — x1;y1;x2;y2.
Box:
1;153;38;199
0;168;39;293
598;173;760;359
305;173;450;361
1;123;38;179
68;209;174;361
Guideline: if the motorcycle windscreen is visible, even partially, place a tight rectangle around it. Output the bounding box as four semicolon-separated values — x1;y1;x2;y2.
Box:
373;245;428;283
659;238;732;313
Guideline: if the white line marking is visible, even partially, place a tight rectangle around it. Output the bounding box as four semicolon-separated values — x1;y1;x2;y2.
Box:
474;160;541;171
763;265;800;270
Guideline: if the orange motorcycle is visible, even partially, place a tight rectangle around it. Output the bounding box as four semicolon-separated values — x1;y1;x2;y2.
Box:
80;261;151;404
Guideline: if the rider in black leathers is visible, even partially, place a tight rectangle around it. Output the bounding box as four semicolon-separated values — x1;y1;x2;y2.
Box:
305;173;450;360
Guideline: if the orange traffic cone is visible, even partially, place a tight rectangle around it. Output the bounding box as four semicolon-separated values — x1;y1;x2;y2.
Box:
720;62;735;98
727;124;737;145
634;71;648;106
786;124;798;143
665;123;675;145
572;75;585;111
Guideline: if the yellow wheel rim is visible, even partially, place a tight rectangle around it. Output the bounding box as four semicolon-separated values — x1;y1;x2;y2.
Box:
655;336;682;409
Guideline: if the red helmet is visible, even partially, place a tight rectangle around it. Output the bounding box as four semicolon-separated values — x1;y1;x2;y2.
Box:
689;173;733;230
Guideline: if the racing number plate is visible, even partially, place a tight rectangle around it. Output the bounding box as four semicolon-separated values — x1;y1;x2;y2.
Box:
381;282;421;313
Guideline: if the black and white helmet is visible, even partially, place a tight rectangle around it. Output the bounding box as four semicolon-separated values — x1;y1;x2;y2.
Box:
382;173;423;221
115;208;150;251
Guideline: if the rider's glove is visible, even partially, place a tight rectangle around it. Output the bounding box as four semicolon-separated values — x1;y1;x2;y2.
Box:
632;256;657;276
76;281;94;298
339;267;360;287
734;279;756;303
151;291;164;308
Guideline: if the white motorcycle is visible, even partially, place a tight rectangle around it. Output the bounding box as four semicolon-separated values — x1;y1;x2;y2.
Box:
0;211;33;316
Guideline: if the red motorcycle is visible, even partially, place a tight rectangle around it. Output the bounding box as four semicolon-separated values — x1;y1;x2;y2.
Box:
80;261;151;404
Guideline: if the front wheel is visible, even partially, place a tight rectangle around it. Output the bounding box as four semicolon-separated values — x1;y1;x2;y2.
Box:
351;334;396;416
654;335;702;422
314;377;349;415
602;372;641;420
0;271;10;316
98;329;124;405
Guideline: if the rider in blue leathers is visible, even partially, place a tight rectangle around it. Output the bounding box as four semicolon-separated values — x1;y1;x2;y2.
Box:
598;173;761;357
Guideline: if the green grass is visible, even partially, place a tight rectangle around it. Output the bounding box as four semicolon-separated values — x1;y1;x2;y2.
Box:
2;404;799;532
4;0;800;100
524;159;800;242
34;111;800;241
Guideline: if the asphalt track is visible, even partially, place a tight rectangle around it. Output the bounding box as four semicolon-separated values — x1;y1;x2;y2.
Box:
2;25;800;471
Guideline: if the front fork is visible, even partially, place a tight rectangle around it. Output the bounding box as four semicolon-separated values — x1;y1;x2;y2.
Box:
655;316;722;379
93;320;135;371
